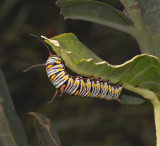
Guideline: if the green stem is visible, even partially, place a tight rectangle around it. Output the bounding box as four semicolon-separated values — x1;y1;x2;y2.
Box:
120;0;154;55
132;28;153;54
123;83;160;146
152;99;160;146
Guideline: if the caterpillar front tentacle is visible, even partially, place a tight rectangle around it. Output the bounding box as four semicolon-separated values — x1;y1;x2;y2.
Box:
23;63;46;72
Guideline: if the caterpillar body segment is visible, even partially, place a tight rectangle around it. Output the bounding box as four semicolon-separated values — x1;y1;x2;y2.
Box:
46;55;122;102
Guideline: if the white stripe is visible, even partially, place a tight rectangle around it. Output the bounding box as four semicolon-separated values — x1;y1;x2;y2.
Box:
90;81;96;97
105;85;113;100
99;82;109;99
69;79;80;95
83;80;91;97
79;80;86;97
47;64;64;71
52;71;65;85
55;75;69;88
64;78;73;93
47;69;64;78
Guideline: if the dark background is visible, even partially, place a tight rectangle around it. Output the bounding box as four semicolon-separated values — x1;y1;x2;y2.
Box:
0;0;155;145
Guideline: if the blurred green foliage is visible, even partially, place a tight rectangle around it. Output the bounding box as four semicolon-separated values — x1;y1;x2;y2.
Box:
0;0;155;145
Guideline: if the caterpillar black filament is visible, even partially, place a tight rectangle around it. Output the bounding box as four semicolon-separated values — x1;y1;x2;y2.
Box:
46;55;122;103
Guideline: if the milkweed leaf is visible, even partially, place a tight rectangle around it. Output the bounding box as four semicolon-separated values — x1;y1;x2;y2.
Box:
120;94;145;105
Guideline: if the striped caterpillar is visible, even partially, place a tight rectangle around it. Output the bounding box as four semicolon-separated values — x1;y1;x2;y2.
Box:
25;35;122;103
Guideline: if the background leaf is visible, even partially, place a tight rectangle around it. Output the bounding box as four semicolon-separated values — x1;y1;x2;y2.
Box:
136;0;160;57
152;34;160;60
29;112;62;146
56;0;134;34
0;69;28;146
137;0;160;34
56;0;159;57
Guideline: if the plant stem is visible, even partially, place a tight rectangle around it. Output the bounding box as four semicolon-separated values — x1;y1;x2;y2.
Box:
152;99;160;146
123;83;160;146
132;28;153;54
120;0;154;55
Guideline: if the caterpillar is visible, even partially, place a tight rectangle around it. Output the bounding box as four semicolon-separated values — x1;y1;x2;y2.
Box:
25;34;122;103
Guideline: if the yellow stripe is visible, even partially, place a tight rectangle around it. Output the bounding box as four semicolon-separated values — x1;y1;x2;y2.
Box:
74;90;79;96
102;94;108;99
112;88;114;94
82;81;85;87
56;61;60;64
96;93;100;98
109;97;113;100
109;86;112;92
86;92;91;97
87;83;91;88
116;90;118;95
58;65;62;68
56;57;61;60
50;74;56;80
58;68;63;71
63;76;68;80
105;86;108;90
47;65;52;69
70;78;73;84
75;81;79;86
61;71;65;76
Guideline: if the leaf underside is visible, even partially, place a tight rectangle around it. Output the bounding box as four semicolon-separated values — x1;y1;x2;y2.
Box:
44;33;160;104
56;0;133;34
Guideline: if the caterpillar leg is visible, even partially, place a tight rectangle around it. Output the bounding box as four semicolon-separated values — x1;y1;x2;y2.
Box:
48;89;59;103
59;85;66;97
116;97;121;103
116;97;124;106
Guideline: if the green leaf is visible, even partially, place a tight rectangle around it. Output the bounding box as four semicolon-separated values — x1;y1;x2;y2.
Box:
56;0;134;34
137;0;160;34
0;69;28;146
120;94;145;105
43;33;160;103
29;112;62;146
